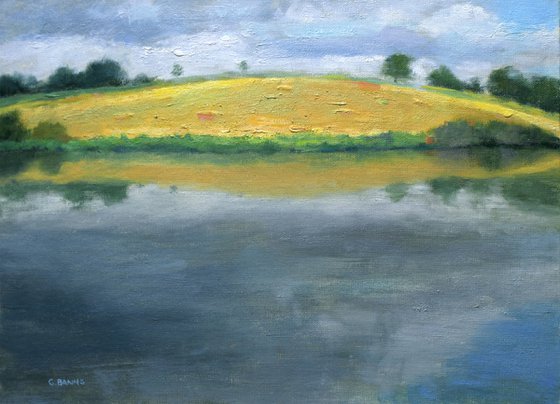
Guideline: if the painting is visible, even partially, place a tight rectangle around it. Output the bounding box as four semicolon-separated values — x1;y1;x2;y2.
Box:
0;1;558;402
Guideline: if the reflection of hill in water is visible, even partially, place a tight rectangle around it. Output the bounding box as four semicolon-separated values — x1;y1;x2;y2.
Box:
0;148;558;210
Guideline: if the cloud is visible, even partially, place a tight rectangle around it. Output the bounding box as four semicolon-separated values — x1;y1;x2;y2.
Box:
411;58;439;81
453;60;494;80
272;54;387;76
418;3;504;39
0;0;557;80
0;32;390;81
283;1;329;23
117;0;161;23
0;36;116;78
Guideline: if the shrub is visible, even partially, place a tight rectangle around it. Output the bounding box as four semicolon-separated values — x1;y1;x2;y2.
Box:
431;121;475;147
432;120;559;148
0;110;29;141
481;121;558;147
32;121;71;142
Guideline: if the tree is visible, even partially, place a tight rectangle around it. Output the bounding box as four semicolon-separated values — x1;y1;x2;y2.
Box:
487;66;530;104
464;77;483;93
171;63;183;78
382;53;413;83
47;66;81;90
132;73;154;85
0;73;38;97
0;74;26;97
0;110;28;141
427;66;464;90
528;76;560;113
83;58;128;88
238;60;249;75
22;74;39;92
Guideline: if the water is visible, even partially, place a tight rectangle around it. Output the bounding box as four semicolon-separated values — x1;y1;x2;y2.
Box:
0;150;558;403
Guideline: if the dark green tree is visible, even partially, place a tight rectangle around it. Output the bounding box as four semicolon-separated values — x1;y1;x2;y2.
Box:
528;76;560;113
21;74;39;92
464;77;483;93
427;66;464;90
83;58;128;87
0;110;28;141
238;60;249;75
382;53;414;83
132;73;154;85
0;74;27;97
47;66;82;90
487;66;531;103
171;63;183;78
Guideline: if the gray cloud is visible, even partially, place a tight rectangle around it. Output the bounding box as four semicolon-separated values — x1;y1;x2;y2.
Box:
0;0;557;79
0;0;284;42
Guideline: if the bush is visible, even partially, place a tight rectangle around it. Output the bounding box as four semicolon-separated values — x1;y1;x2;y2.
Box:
427;66;464;91
432;120;559;148
32;121;71;142
0;110;29;141
431;121;475;147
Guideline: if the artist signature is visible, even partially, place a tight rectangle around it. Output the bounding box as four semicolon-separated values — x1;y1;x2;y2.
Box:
48;378;86;387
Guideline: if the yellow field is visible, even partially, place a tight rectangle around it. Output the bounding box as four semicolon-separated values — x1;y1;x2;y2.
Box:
2;77;559;138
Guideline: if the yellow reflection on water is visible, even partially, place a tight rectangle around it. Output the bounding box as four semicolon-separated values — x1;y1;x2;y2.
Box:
11;150;560;197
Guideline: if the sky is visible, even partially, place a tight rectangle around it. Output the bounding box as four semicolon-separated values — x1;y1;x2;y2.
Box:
0;0;558;82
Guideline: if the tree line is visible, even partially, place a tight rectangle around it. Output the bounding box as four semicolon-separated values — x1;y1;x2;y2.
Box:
0;58;155;97
382;53;559;113
1;55;558;113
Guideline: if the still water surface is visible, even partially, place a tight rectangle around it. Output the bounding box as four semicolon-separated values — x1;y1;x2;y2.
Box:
0;150;558;403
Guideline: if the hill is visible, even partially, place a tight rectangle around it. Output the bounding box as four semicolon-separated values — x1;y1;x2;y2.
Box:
1;77;558;138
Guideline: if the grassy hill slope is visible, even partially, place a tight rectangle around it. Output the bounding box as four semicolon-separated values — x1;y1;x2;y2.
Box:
1;77;558;139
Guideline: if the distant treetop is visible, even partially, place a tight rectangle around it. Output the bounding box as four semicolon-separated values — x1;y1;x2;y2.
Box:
382;53;414;83
238;60;249;75
427;66;464;91
171;63;184;78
